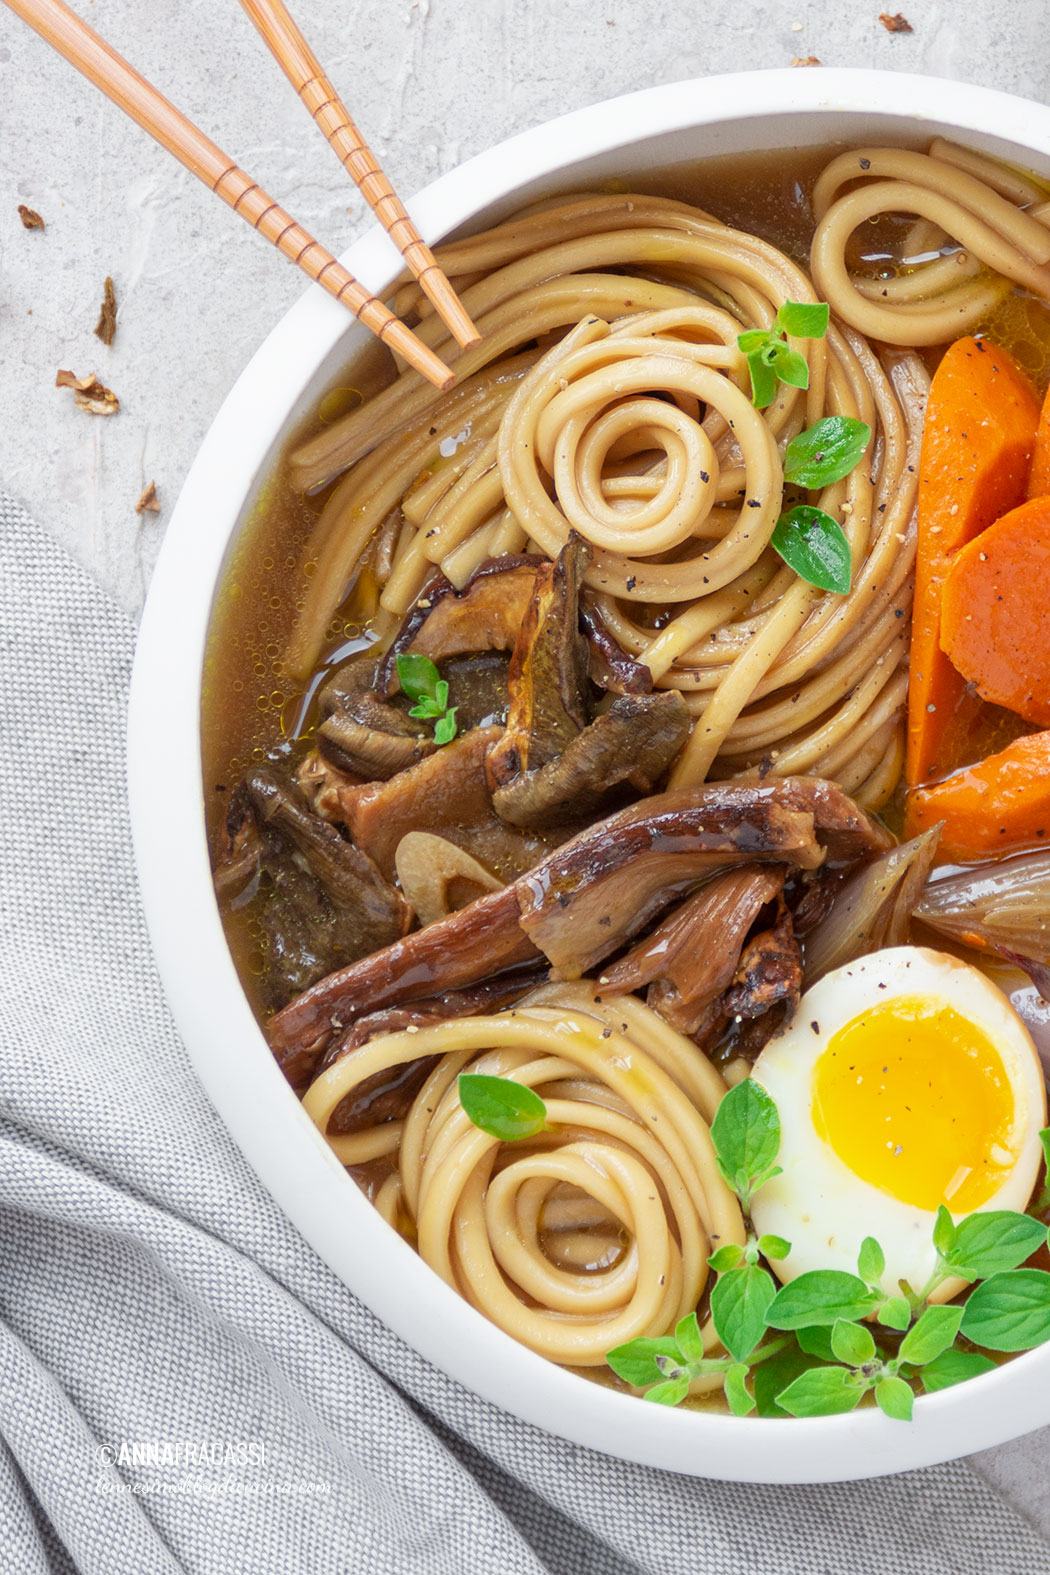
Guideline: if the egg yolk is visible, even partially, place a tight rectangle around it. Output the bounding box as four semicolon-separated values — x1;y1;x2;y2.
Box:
812;996;1018;1213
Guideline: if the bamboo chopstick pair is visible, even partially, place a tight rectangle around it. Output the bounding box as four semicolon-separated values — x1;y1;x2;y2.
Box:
4;0;479;390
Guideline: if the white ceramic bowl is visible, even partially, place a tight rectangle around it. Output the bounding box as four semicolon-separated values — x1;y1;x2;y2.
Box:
129;68;1050;1483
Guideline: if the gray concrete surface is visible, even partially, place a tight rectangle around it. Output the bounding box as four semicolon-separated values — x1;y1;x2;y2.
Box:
3;0;1050;614
4;0;1050;1541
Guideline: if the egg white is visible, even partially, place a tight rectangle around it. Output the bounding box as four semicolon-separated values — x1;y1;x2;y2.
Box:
749;946;1047;1297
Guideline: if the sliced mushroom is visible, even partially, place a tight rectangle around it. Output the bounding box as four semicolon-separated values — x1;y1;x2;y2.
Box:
216;767;411;1024
579;598;654;695
603;864;786;1001
723;901;802;1024
486;534;591;790
491;690;690;829
318;658;434;780
406;559;540;665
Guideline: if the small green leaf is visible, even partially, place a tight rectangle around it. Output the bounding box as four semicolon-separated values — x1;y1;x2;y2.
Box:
745;348;778;408
434;679;449;711
645;1377;691;1406
606;1336;681;1389
771;506;852;595
796;1325;837;1362
724;1364;755;1417
710;1079;781;1209
920;1348;998;1393
396;651;441;704
766;1271;881;1331
769;343;810;391
776;300;830;338
433;708;459;745
932;1204;956;1260
960;1269;1050;1351
830;1319;876;1367
857;1237;886;1287
944;1211;1049;1280
674;1312;705;1366
707;1243;746;1274
753;1345;824;1417
776;1365;865;1418
737;328;772;354
758;1234;791;1262
875;1376;914;1422
784;416;872;490
1040;1127;1050;1174
877;1296;912;1333
711;1264;776;1364
458;1074;547;1142
898;1304;964;1366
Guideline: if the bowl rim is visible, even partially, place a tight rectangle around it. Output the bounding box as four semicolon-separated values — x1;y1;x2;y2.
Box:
129;66;1050;1484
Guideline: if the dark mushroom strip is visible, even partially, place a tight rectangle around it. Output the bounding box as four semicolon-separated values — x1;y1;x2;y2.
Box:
492;690;690;829
377;556;542;693
486;534;591;791
601;864;785;999
579;597;654;695
318;658;434;780
268;776;890;1077
646;984;727;1046
217;767;411;1016
723;901;803;1022
273;885;535;1089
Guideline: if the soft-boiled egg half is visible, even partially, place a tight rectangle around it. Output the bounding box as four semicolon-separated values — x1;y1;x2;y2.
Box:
750;946;1047;1297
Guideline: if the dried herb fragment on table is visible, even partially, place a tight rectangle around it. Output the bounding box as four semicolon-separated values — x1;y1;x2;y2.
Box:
55;369;119;416
17;205;44;230
135;481;160;515
791;57;822;66
94;275;117;345
878;12;913;30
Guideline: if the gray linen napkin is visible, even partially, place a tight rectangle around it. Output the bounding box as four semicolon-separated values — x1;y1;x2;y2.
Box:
2;489;1049;1575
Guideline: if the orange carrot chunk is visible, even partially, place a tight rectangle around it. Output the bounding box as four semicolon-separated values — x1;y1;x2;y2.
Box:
907;337;1039;786
940;495;1050;727
905;730;1050;859
1027;379;1050;500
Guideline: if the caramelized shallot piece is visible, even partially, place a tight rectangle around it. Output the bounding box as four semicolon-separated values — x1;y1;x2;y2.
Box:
395;832;503;926
804;825;941;984
914;847;1050;965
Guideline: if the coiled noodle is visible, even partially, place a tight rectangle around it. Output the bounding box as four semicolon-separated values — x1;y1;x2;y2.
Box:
303;984;744;1368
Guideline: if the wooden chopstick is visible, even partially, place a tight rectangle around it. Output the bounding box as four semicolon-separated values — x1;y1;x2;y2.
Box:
239;0;481;353
3;0;455;392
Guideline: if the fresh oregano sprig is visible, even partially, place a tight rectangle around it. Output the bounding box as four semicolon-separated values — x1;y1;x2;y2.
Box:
604;1087;1050;1420
737;300;830;408
396;652;459;744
